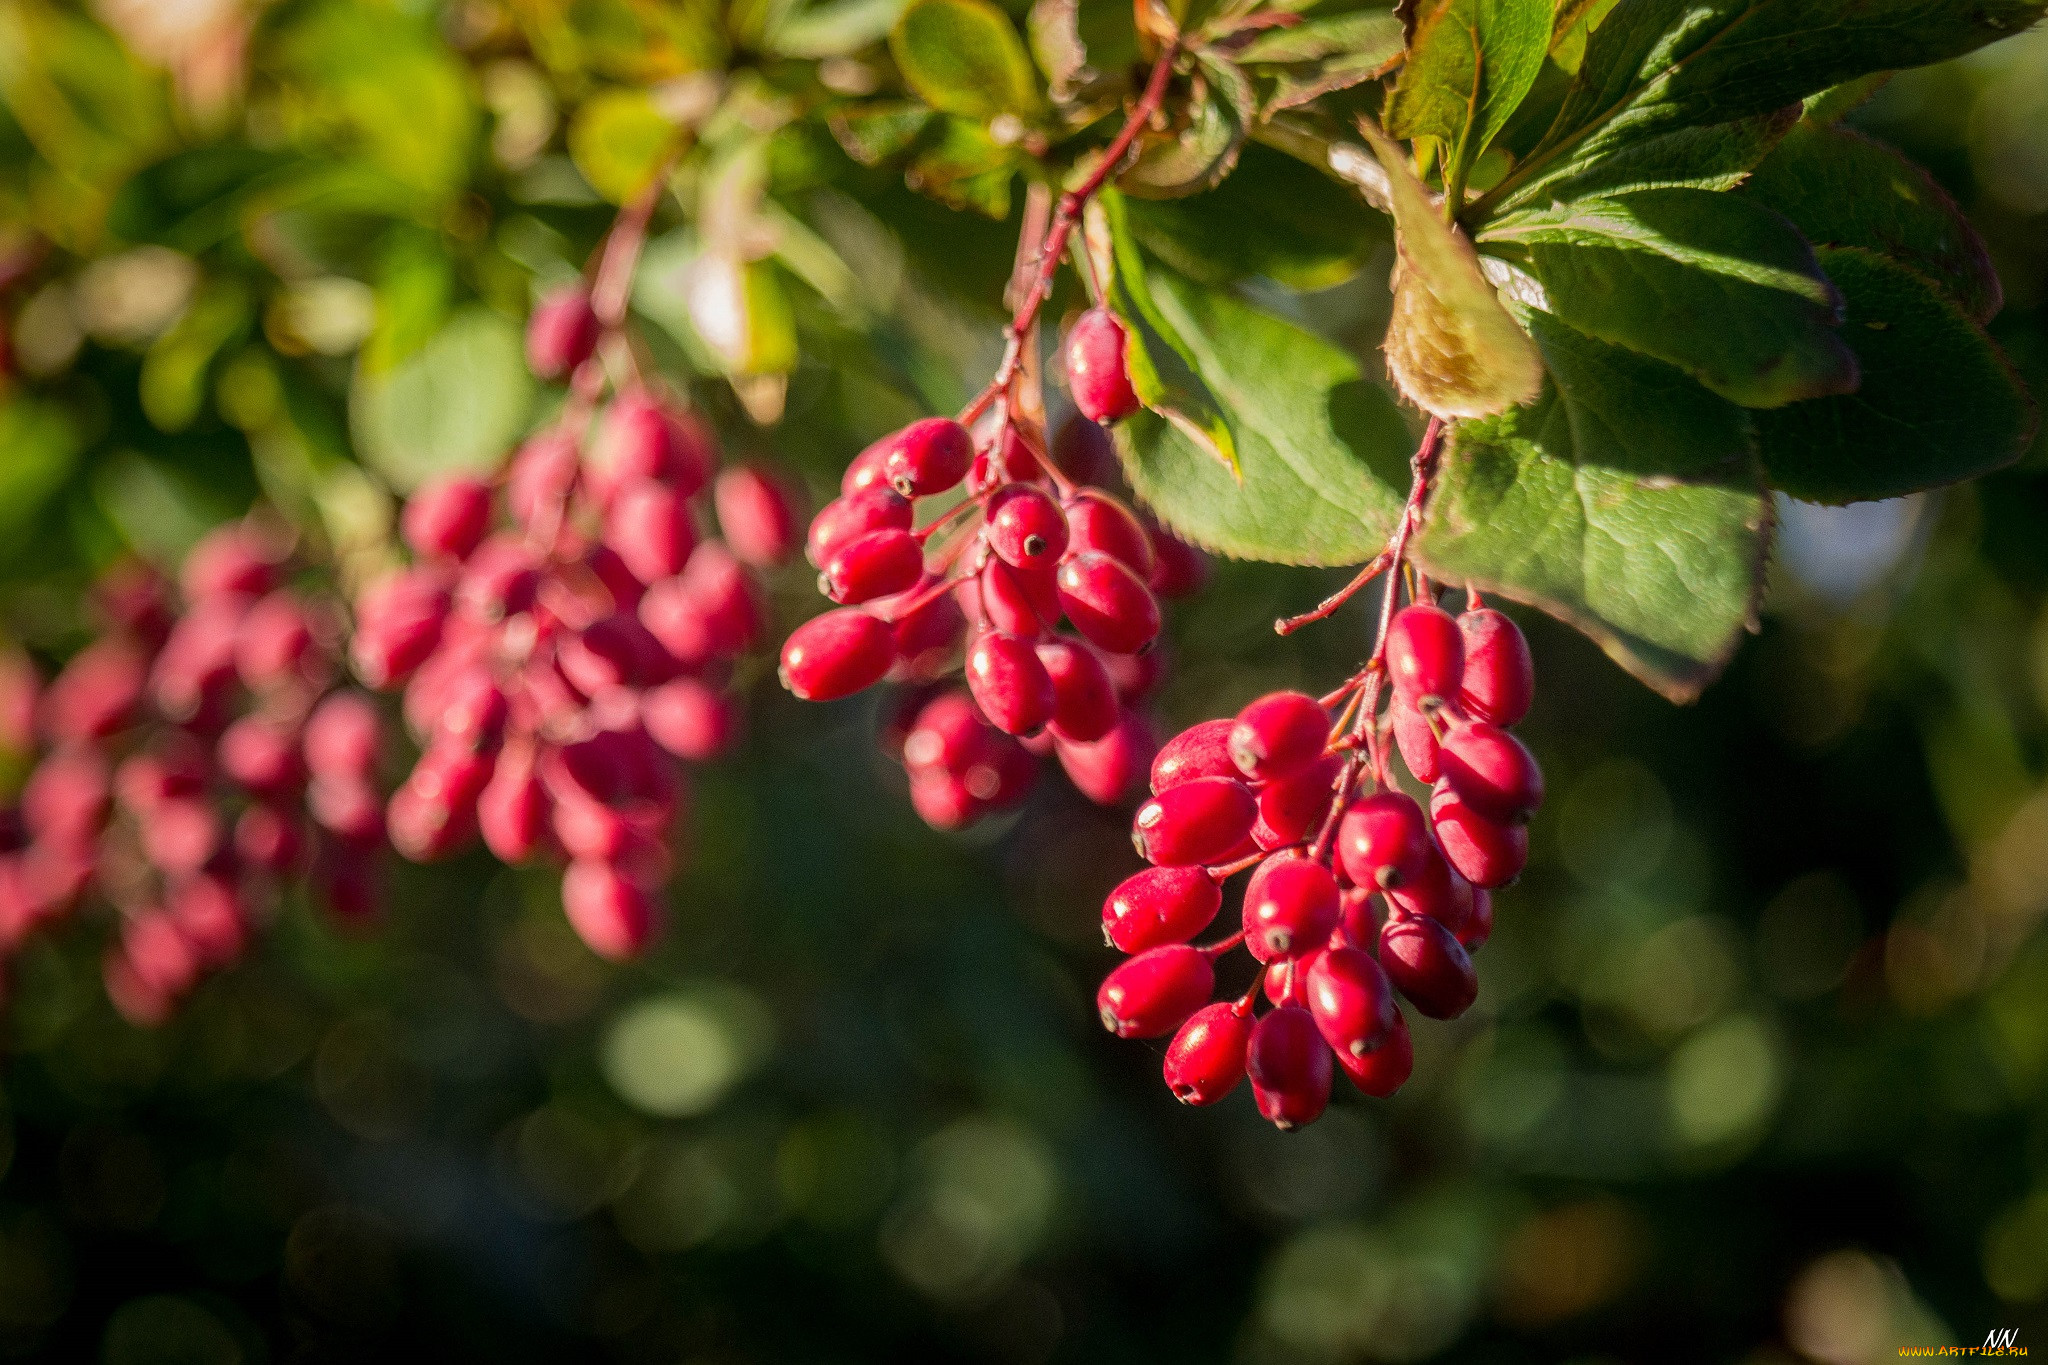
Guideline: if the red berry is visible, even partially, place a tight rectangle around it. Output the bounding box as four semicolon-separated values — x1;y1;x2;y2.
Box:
1150;718;1236;793
1392;694;1442;784
1457;608;1534;725
1103;646;1166;705
218;716;304;797
1146;523;1210;599
678;543;762;655
1338;884;1380;944
822;528;923;605
141;796;222;877
1335;1005;1412;1096
1062;490;1154;576
902;691;992;773
388;743;492;861
403;475;492;560
643;678;741;762
236;803;304;874
606;479;698;585
1459;888;1494;950
1055;551;1160;656
505;432;580;530
150;599;243;723
985;485;1069;572
309;776;385;847
526;284;601;379
1305;946;1396;1059
1385;603;1464;702
23;750;111;849
1036;638;1118;744
1054;711;1155;806
1242;853;1341;962
965;631;1055;736
235;591;321;693
40;638;147;743
1439;722;1543;821
181;523;278;603
1247;1005;1332;1130
479;744;549;863
1163;1002;1253;1105
1102;865;1221;953
1051;414;1121;486
168;874;247;970
974;559;1060;637
879;417;973;498
780;609;893;701
1336;791;1432;890
304;691;383;780
455;536;542;622
807;488;914;568
1096;944;1214;1038
715;465;802;568
588;392;709;504
561;861;659;960
1132;776;1256;867
350;569;451;690
558;614;667;696
1381;848;1472;937
908;768;979;829
1066;308;1141;424
1255;756;1342;847
889;583;966;676
1378;915;1477;1020
1429;781;1528;888
1229;691;1330;782
122;911;201;1000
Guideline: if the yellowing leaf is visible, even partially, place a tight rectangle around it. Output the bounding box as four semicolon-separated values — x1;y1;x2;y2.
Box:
1362;122;1542;419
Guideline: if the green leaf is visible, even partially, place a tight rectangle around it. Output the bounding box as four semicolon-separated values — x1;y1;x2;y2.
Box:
1363;122;1544;419
1413;309;1770;701
1479;187;1857;408
141;280;253;433
1026;0;1139;98
567;87;678;202
1242;13;1408;114
827;102;937;166
1120;52;1255;199
1122;142;1390;290
1112;268;1412;566
1098;191;1237;473
1385;0;1553;177
1802;74;1891;124
1753;247;2037;503
0;397;81;547
904;117;1024;216
890;0;1041;119
350;307;534;492
1742;120;2001;324
768;0;909;57
1491;0;2048;209
1512;107;1796;204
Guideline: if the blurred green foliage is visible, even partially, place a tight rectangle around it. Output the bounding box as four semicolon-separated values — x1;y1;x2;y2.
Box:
0;2;2045;1363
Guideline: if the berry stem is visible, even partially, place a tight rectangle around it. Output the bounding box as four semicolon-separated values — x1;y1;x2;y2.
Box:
1276;552;1390;635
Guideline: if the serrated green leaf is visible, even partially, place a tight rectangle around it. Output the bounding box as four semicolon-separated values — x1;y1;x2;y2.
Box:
1120;52;1255;199
1480;187;1857;408
1113;268;1411;565
1099;191;1237;473
1484;0;2048;212
1238;10;1405;63
1364;122;1544;419
1386;0;1552;179
1513;107;1795;204
568;87;677;202
1742;120;2001;324
350;307;533;492
1414;308;1769;701
1123;142;1390;290
1754;247;2036;504
890;0;1041;119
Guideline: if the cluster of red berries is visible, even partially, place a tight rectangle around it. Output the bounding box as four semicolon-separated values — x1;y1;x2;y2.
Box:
1097;600;1540;1128
776;308;1204;828
0;520;377;1023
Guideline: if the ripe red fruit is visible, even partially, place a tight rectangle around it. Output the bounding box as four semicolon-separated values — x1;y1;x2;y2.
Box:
1457;608;1534;725
901;691;991;773
1103;865;1221;953
235;591;320;693
1336;791;1432;890
1229;692;1330;781
879;417;974;498
1151;718;1237;792
506;432;580;531
962;630;1055;736
23;750;112;848
1053;711;1155;805
350;569;451;689
235;803;304;874
1392;694;1442;784
1036;638;1118;743
1385;603;1464;702
1459;888;1494;950
1096;944;1214;1038
304;691;383;780
678;544;762;655
150;600;242;723
1305;946;1396;1059
1164;1003;1253;1105
780;609;894;701
1146;523;1209;599
974;559;1060;636
986;485;1069;571
1429;781;1529;888
309;775;385;847
1255;755;1342;847
714;465;801;568
218;716;304;797
1056;552;1160;655
588;392;709;504
526;284;601;378
1062;490;1154;576
1379;915;1478;1020
1242;853;1341;962
607;479;698;585
561;861;659;960
169;874;247;969
1381;849;1472;937
1132;776;1257;867
822;528;923;605
1247;1005;1333;1129
479;745;549;864
1066;308;1141;424
1335;1006;1412;1097
402;475;492;561
1439;722;1544;821
141;796;222;877
40;638;147;743
807;488;914;568
181;524;278;603
643;678;741;762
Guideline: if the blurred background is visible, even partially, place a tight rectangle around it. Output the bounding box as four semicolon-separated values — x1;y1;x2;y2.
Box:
1;2;2047;1362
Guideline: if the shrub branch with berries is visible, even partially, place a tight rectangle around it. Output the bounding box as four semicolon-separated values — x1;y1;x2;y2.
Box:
0;0;2040;1134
